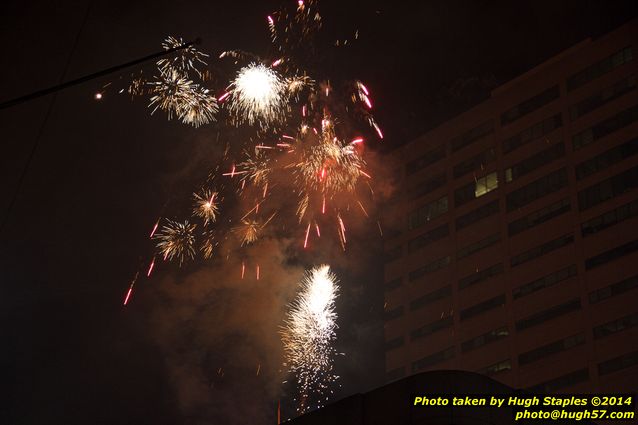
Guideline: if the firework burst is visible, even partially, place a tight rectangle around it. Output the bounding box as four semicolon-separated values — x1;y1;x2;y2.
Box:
281;265;339;413
227;63;288;127
193;188;220;225
157;36;209;77
154;219;197;265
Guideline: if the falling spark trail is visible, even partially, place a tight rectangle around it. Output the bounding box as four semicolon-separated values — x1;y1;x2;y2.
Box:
147;257;156;277
303;222;311;248
256;265;260;280
150;219;160;238
123;286;134;306
241;261;246;279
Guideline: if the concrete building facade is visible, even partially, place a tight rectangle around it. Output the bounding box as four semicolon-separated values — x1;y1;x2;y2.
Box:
382;19;638;394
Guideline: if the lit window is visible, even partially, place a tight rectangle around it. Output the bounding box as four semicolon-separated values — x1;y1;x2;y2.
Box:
475;172;498;198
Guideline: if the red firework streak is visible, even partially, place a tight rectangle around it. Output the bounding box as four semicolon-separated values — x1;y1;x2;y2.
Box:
147;257;156;277
123;272;139;306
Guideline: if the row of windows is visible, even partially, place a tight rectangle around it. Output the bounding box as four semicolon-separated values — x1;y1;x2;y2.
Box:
594;311;638;340
407;224;449;254
408;256;451;282
479;359;511;376
519;333;585;366
572;103;638;150
384;246;403;263
384;336;404;352
450;119;494;152
411;316;454;340
459;263;503;289
505;142;565;183
406;145;446;176
578;164;638;211
407;173;446;200
567;46;633;92
454;171;499;207
403;46;632;178
589;273;638;304
410;285;452;311
506;167;568;211
501;86;560;126
408;196;448;231
598;350;638;376
527;368;589;393
457;233;500;259
384;277;402;292
503;113;562;154
585;239;638;270
508;198;571;236
575;137;638;181
385;305;404;321
460;294;505;321
515;298;581;331
456;200;500;230
453;147;496;178
461;326;509;353
513;265;577;300
412;347;455;373
582;198;638;237
570;74;637;120
511;233;574;267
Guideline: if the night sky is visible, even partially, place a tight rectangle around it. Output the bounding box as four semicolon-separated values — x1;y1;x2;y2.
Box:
2;1;637;424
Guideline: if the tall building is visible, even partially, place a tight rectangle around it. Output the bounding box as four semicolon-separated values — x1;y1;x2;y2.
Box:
382;19;638;394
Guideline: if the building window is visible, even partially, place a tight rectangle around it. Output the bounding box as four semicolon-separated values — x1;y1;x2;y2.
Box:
598;350;638;376
384;277;403;292
519;333;585;366
450;119;494;152
501;86;560;126
570;74;637;120
408;196;448;230
460;294;505;321
594;312;638;339
572;103;638;150
458;263;504;289
408;173;446;200
567;46;633;92
385;305;404;321
575;137;638;181
384;336;404;352
510;233;574;267
385;367;405;382
461;326;509;353
479;359;511;376
513;265;577;300
585;239;638;270
453;147;497;179
411;316;454;341
408;256;451;282
508;198;571;236
506;168;568;212
457;233;500;259
412;347;455;373
582;198;638;237
527;368;589;393
503;113;562;154
384;246;403;263
407;224;450;254
410;285;452;311
406;145;446;175
578;165;638;211
589;273;638;304
515;298;581;331
505;142;565;183
456;200;500;230
455;171;498;207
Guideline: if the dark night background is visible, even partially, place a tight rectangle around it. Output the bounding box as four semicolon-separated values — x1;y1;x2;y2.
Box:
2;1;637;424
